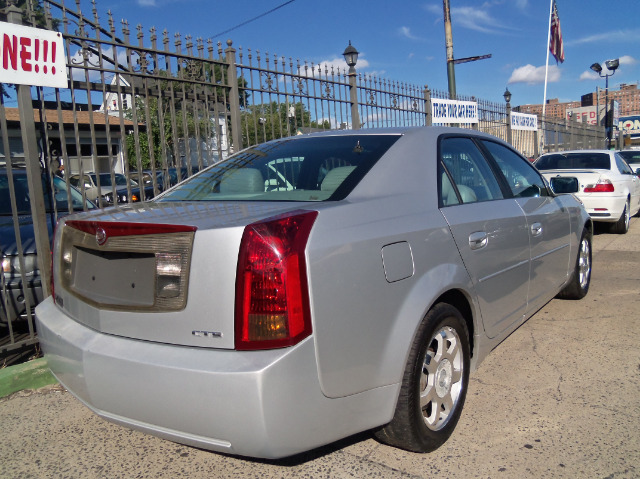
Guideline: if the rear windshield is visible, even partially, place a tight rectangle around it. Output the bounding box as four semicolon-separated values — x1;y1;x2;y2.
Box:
535;152;610;171
157;135;400;202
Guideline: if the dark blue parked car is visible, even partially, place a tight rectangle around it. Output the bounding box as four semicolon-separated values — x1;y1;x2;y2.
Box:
1;169;94;326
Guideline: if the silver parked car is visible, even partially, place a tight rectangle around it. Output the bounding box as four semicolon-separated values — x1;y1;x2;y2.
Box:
36;128;592;459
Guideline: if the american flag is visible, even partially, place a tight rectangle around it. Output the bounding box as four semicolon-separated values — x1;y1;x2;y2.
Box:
549;0;564;63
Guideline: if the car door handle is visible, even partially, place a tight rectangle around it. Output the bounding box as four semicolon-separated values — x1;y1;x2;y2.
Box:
531;222;543;237
469;231;488;250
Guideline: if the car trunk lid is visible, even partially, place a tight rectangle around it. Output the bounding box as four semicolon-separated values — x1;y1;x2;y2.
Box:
540;169;613;194
52;201;316;349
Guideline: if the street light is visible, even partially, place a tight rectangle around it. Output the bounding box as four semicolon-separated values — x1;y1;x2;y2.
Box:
590;58;619;148
503;87;512;105
342;41;359;69
343;41;360;129
504;87;512;144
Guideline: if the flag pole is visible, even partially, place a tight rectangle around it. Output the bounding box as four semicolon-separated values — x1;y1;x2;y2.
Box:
541;0;553;152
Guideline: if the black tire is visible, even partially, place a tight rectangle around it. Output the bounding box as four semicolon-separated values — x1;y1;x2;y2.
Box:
557;227;592;300
375;303;470;452
611;200;630;234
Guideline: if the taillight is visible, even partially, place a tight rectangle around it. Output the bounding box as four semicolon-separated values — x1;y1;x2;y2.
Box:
235;210;317;350
584;179;614;193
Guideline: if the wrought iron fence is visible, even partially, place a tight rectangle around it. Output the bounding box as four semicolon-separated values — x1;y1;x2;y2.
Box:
0;0;606;357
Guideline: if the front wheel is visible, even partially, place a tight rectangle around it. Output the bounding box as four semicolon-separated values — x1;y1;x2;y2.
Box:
375;303;470;452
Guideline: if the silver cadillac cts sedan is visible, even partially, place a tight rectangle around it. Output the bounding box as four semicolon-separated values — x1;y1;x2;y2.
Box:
36;127;592;459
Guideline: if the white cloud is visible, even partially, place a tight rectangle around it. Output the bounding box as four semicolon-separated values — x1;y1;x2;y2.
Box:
453;7;503;33
425;3;513;34
620;55;638;66
568;29;640;46
508;64;560;85
579;70;599;81
137;0;157;6
398;26;424;41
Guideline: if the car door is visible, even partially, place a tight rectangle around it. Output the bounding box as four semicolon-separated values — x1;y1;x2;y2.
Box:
438;136;530;339
615;153;640;215
480;140;571;311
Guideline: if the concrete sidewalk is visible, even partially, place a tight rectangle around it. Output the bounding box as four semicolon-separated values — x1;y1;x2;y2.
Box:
1;220;639;478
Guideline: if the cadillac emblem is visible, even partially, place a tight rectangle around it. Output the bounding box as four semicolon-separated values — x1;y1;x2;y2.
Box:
96;227;107;246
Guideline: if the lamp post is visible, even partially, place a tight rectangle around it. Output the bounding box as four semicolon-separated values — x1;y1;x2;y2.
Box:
590;58;619;148
343;41;361;130
504;87;512;145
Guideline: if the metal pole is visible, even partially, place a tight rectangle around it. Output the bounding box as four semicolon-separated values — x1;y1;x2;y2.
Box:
605;75;610;149
225;40;243;152
348;66;360;129
442;0;456;99
424;85;432;126
506;100;512;144
6;3;52;297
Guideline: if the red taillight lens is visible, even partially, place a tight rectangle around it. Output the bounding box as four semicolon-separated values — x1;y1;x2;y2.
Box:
235;210;318;350
584;180;614;193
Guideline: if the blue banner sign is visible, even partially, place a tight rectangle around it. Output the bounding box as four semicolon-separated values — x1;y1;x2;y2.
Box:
618;116;640;138
510;112;538;131
431;99;478;124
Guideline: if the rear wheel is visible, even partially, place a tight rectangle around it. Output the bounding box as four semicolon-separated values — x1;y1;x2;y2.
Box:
375;303;470;452
556;227;591;300
611;200;630;234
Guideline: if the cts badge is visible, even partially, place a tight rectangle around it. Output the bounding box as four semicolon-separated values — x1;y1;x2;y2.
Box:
96;227;107;246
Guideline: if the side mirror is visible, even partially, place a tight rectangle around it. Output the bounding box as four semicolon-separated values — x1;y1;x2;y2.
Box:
550;176;579;194
635;168;640;178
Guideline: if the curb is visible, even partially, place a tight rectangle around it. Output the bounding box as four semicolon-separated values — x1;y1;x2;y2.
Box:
0;357;59;399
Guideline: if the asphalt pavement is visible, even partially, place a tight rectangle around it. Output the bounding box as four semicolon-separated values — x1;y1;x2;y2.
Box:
1;219;639;479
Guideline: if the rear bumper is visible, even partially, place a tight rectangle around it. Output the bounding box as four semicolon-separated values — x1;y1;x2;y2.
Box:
35;297;397;459
579;194;626;222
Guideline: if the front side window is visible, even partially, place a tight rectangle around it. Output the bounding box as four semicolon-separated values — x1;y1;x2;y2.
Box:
158;135;400;202
481;140;548;198
439;137;504;206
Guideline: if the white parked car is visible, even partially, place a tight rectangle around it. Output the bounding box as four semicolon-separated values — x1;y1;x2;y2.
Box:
535;150;640;233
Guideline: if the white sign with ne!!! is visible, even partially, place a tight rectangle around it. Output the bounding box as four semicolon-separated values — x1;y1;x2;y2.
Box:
0;22;67;88
431;99;478;124
510;111;538;131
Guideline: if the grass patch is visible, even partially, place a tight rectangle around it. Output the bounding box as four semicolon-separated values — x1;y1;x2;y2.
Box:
0;358;58;399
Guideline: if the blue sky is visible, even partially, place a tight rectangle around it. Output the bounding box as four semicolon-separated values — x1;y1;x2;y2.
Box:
78;0;640;107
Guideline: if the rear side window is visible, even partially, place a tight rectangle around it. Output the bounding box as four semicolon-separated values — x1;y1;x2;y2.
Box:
158;135;400;202
439;137;504;206
535;153;611;170
614;154;634;175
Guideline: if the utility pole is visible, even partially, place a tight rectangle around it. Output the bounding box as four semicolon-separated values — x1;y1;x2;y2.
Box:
443;0;456;99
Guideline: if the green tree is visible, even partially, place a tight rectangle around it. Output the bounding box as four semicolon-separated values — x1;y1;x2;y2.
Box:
241;101;331;147
124;77;219;171
0;0;58;28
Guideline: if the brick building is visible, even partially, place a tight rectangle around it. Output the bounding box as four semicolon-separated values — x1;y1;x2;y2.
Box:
517;83;640;119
